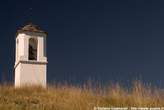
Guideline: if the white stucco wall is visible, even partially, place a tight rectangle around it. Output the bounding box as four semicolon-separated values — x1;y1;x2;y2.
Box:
15;61;47;88
15;63;21;87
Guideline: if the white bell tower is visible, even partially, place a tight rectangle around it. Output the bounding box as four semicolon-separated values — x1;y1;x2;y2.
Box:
14;23;47;87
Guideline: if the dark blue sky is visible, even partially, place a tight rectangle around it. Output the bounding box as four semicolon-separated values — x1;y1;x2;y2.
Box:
0;0;164;87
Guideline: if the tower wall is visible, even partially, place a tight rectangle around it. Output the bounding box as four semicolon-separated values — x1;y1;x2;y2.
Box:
15;62;47;87
15;63;21;87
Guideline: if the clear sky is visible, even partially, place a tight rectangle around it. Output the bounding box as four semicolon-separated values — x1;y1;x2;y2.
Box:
0;0;164;87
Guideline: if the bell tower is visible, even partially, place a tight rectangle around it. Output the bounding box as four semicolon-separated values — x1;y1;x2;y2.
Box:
14;23;47;87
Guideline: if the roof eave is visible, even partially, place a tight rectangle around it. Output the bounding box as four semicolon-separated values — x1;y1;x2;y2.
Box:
16;30;48;37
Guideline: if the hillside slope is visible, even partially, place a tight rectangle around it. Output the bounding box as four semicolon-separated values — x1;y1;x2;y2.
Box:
0;81;164;110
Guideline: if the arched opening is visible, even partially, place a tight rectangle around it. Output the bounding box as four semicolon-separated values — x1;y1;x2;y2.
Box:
28;38;38;60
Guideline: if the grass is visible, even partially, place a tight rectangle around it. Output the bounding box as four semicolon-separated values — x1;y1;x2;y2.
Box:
0;81;163;110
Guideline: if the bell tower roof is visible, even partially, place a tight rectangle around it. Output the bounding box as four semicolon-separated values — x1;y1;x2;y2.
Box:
17;23;47;35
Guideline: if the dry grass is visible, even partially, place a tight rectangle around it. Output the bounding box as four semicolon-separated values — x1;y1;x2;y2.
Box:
0;81;163;110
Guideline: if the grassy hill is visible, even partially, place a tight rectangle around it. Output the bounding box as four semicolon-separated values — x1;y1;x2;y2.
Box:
0;81;164;110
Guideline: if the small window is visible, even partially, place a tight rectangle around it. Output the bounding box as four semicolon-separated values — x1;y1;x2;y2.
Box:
29;38;38;60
